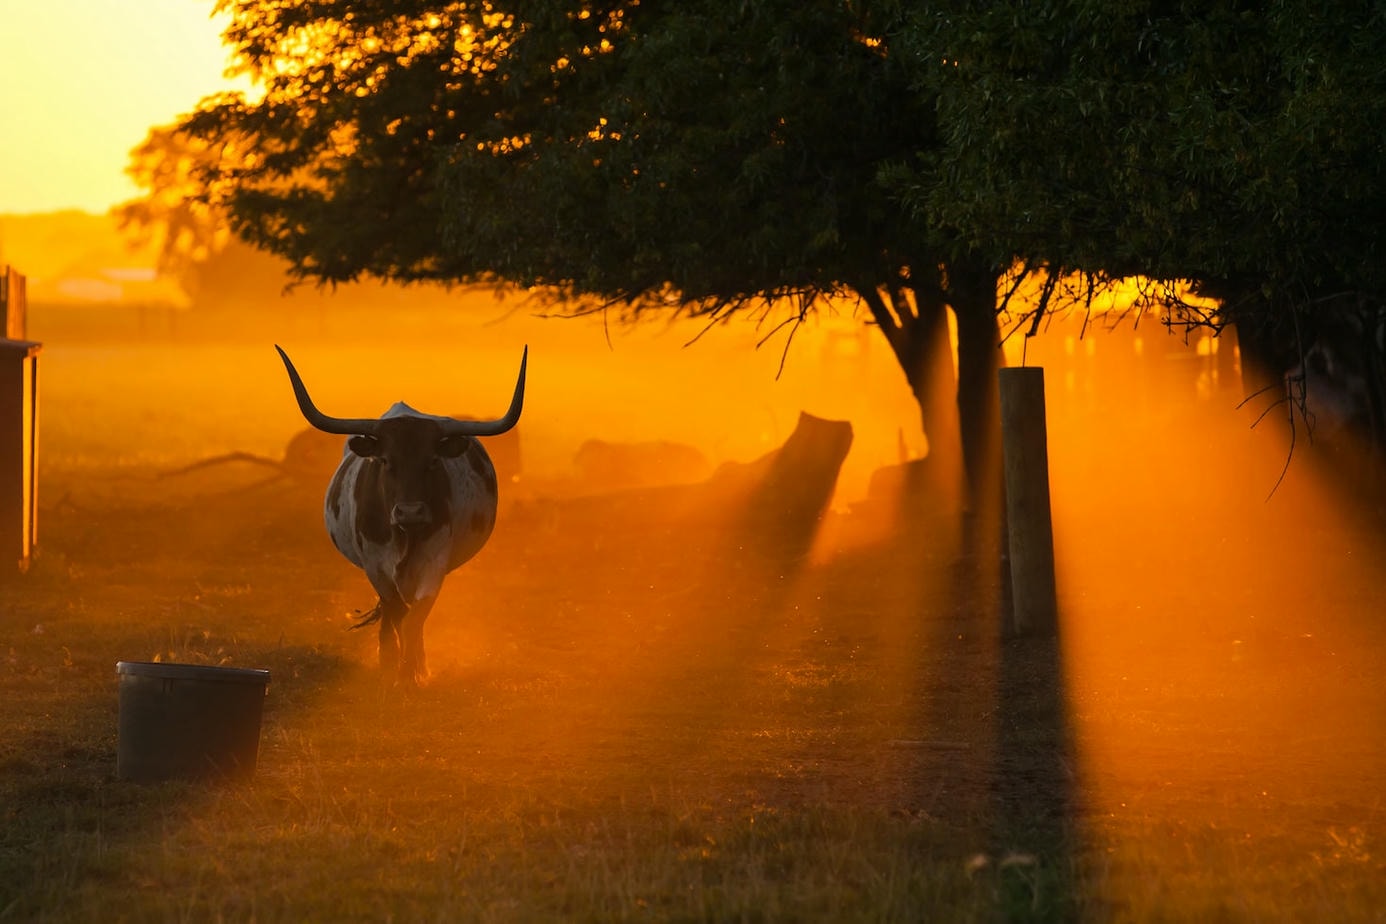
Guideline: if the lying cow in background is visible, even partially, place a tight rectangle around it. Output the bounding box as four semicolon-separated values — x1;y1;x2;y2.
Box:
275;345;527;684
162;419;523;490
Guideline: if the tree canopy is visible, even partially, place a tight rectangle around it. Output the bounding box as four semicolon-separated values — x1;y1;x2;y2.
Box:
435;2;931;303
898;1;1386;295
892;0;1386;440
181;1;942;294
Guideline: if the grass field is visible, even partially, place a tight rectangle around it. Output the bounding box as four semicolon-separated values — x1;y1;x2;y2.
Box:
2;312;1384;921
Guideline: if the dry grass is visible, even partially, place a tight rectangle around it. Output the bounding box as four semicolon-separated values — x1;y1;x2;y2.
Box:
1;470;1065;922
2;315;1385;921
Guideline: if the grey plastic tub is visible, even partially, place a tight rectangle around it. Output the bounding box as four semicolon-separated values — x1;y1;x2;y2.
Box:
116;661;271;782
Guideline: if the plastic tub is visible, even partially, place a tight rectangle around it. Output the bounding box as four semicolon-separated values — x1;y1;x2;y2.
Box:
116;661;270;782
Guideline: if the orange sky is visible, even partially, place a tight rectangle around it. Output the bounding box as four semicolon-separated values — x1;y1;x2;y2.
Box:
0;0;243;215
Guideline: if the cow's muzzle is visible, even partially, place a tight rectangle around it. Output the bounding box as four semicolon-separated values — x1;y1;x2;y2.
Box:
390;501;432;529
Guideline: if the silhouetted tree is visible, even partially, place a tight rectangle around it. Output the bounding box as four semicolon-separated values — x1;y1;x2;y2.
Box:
118;125;302;307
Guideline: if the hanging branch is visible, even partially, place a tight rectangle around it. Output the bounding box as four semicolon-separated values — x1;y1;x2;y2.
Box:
1027;269;1060;339
996;259;1035;316
1078;272;1098;339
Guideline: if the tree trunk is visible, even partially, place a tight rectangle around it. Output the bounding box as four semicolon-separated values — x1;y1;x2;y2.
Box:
908;293;964;467
856;264;1003;515
946;260;1005;518
856;281;962;481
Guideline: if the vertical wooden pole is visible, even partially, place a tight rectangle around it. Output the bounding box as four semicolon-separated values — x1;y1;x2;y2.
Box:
999;367;1057;636
0;340;41;573
3;266;27;339
26;349;39;559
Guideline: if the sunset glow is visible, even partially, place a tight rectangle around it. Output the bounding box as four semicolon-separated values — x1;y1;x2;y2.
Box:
0;0;243;215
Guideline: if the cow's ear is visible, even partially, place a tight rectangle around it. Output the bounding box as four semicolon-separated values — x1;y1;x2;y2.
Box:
437;435;471;458
347;435;381;458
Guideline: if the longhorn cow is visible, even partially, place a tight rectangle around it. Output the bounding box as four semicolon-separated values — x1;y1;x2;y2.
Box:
275;345;527;684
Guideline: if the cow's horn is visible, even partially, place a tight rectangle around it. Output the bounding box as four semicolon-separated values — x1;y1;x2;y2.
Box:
441;346;528;437
275;345;384;436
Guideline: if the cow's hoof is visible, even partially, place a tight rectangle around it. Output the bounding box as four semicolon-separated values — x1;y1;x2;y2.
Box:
396;668;429;690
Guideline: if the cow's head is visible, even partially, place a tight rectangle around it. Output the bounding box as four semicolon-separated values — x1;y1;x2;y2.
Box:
274;346;527;532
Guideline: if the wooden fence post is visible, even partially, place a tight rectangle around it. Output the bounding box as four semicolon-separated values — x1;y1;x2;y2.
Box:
2;266;27;340
0;266;39;574
999;367;1057;636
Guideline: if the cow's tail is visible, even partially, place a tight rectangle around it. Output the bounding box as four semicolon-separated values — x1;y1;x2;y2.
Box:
349;601;385;630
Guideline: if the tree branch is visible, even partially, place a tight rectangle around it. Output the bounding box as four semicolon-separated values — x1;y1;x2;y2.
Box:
855;283;906;355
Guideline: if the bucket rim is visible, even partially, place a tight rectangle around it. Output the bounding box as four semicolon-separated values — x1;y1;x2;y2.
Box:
116;660;271;684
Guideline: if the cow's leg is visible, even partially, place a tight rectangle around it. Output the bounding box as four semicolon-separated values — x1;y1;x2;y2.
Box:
399;594;438;685
374;593;408;678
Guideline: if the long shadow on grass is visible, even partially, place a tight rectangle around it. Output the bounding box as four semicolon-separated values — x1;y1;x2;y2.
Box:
990;634;1085;920
976;516;1086;922
885;494;1086;922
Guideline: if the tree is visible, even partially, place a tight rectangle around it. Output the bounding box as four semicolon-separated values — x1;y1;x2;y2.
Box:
118;125;233;296
149;0;1006;507
117;125;319;307
890;1;1386;448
